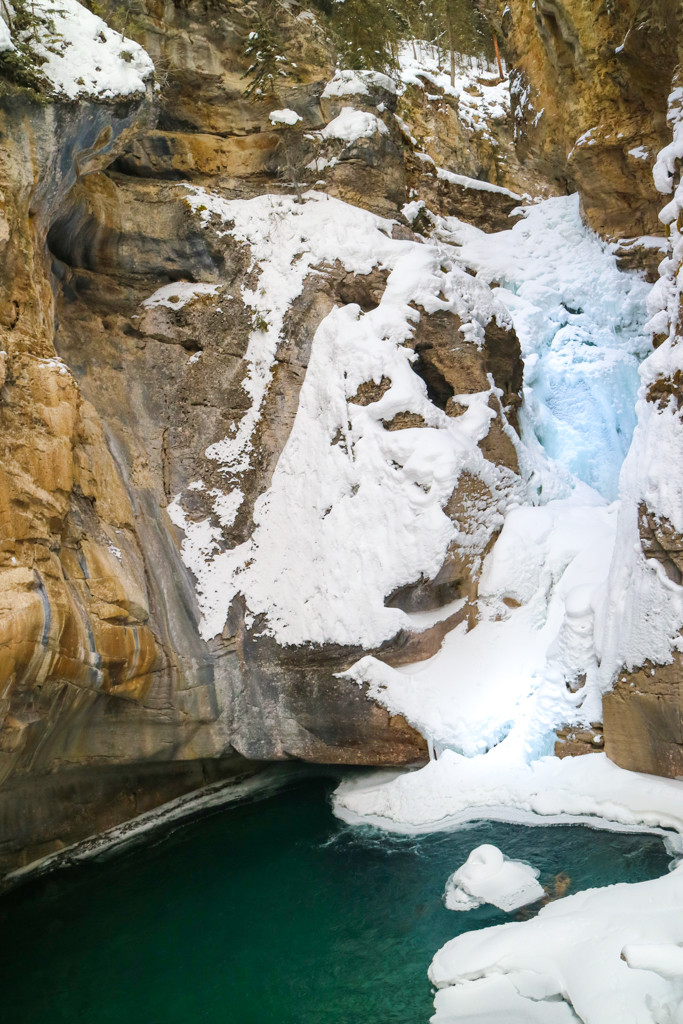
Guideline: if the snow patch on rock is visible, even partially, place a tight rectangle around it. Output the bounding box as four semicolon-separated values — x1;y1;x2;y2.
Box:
269;108;301;125
175;188;511;644
444;843;544;912
322;68;396;98
320;107;389;142
142;282;220;311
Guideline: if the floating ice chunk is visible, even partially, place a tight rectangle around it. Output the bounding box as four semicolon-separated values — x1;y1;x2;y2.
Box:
321;107;389;142
269;108;301;125
444;844;544;912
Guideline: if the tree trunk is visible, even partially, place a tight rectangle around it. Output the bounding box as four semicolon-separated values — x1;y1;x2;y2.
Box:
446;3;455;87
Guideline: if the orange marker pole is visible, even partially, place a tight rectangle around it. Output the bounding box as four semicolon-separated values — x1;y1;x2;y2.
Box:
493;33;504;81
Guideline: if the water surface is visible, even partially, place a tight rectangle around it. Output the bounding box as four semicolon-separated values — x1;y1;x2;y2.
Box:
0;777;670;1024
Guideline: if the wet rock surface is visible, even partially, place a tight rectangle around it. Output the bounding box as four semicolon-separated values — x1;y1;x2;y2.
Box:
3;0;683;873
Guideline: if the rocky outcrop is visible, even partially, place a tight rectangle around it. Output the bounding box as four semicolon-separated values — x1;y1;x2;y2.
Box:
603;663;683;776
594;57;683;778
485;0;680;240
0;0;529;875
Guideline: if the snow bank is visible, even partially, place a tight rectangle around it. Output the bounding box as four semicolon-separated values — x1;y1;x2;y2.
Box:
595;83;683;689
594;345;683;688
333;750;683;839
431;865;683;1024
653;85;683;195
175;188;510;643
2;0;153;99
444;844;543;912
320;107;389;142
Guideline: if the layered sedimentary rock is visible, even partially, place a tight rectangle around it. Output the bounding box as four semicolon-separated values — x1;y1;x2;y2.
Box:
5;0;683;874
0;0;528;874
485;0;679;242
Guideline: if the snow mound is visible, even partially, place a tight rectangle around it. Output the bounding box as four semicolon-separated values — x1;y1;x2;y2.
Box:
430;865;683;1024
444;844;544;912
269;108;301;126
1;0;154;99
320;107;389;142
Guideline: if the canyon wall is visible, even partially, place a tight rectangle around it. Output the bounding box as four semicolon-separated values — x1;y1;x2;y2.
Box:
2;0;683;876
0;0;529;874
476;0;683;776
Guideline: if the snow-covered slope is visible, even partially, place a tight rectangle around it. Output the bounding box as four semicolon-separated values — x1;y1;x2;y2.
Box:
0;0;153;99
336;195;651;761
169;188;516;646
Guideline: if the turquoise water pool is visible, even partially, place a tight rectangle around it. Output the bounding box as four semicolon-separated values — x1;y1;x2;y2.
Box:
0;777;671;1024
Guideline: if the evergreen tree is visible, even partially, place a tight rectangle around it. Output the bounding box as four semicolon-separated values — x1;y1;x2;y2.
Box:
242;1;295;99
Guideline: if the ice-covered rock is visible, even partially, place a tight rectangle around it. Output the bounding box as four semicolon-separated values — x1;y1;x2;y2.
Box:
320;107;389;142
431;864;683;1024
444;844;544;912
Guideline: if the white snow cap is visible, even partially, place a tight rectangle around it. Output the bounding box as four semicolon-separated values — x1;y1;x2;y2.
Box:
269;108;302;125
321;107;389;142
321;68;397;98
444;844;544;912
2;0;154;98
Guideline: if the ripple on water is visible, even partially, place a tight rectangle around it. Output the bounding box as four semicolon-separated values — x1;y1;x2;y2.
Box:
0;779;671;1024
